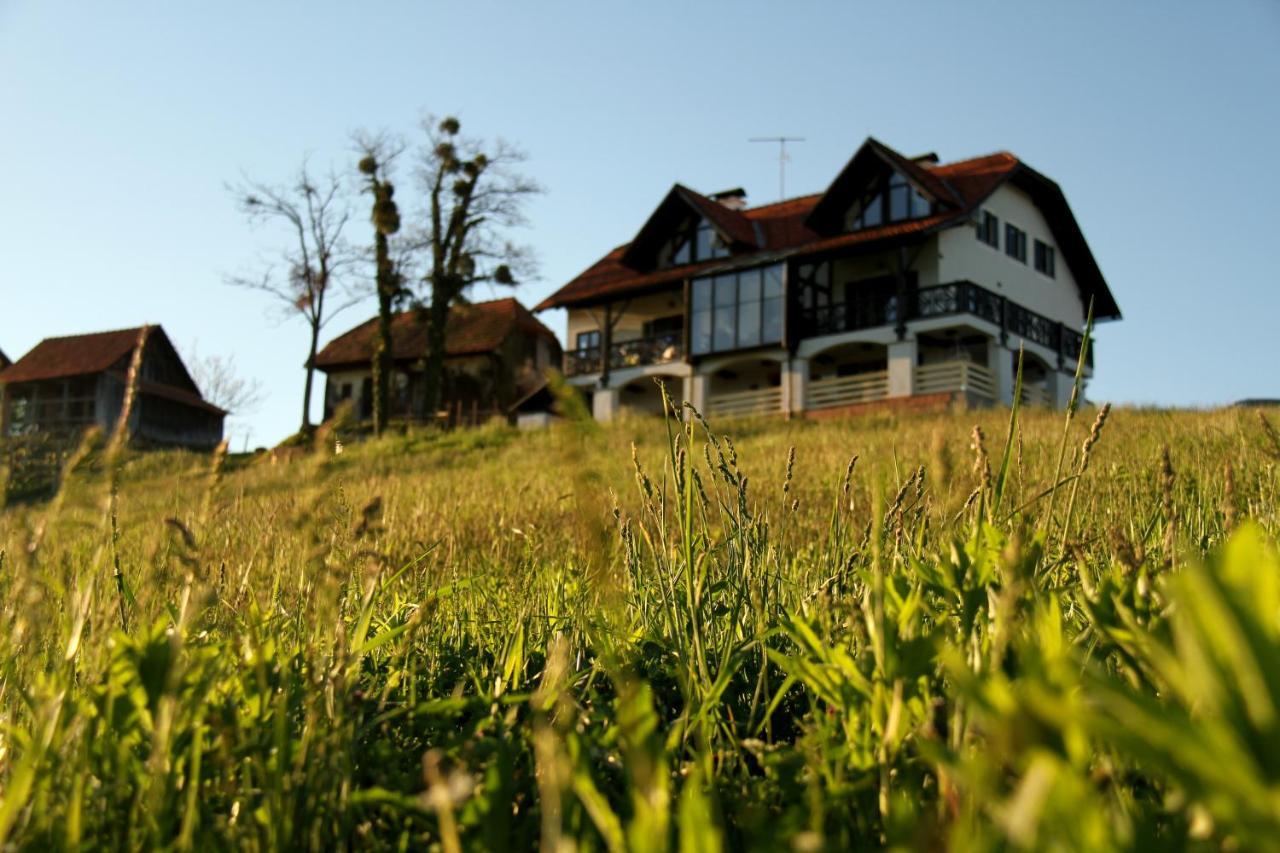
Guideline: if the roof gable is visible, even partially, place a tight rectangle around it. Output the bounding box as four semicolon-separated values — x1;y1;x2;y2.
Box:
1004;165;1120;320
619;185;758;270
140;328;203;396
805;137;961;234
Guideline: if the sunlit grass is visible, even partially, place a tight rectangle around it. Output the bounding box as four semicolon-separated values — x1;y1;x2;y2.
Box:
0;400;1278;849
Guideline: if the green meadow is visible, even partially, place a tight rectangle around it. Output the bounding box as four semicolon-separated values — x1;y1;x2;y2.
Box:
1;400;1278;850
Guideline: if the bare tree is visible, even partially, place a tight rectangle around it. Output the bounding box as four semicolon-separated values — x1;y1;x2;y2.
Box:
411;116;541;418
353;135;407;436
184;343;265;415
228;164;357;433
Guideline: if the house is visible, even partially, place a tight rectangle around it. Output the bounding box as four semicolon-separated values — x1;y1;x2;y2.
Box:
0;348;10;371
0;326;225;448
535;137;1120;421
314;297;562;425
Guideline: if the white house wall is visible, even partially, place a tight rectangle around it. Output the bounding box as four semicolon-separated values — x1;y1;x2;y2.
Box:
325;368;371;414
937;183;1086;329
565;289;685;347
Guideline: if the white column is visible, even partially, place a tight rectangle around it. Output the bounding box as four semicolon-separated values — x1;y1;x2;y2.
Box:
783;357;809;416
988;340;1016;406
887;338;917;398
592;387;620;422
1047;370;1077;410
685;372;708;414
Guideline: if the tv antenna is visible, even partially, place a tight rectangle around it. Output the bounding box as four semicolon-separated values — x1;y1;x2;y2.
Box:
750;136;805;200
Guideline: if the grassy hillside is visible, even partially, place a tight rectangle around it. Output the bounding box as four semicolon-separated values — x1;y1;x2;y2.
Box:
1;402;1278;850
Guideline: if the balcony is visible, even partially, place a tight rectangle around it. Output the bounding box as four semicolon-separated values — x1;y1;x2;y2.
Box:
565;331;684;377
800;280;1094;369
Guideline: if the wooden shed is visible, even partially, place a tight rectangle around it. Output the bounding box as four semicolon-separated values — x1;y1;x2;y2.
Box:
0;326;225;448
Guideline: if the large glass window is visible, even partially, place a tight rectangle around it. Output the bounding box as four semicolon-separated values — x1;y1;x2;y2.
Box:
660;217;730;268
846;171;932;231
690;264;784;355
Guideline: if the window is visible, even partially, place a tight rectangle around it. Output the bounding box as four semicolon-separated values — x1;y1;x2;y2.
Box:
660;217;729;268
339;382;353;400
1005;223;1027;263
1034;239;1056;277
976;211;999;248
575;330;601;352
690;264;784;355
846;171;932;231
643;315;684;338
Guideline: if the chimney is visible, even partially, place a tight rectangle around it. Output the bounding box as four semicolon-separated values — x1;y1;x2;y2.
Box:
911;152;940;165
710;187;748;211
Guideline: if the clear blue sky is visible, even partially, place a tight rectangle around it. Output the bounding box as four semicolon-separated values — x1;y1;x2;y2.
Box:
2;1;1277;446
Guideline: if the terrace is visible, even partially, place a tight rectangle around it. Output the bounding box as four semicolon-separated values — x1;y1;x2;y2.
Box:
799;280;1092;371
563;277;1090;386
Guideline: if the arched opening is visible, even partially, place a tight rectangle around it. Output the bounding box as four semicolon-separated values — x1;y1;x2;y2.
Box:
806;341;890;410
706;356;784;419
618;374;682;417
1018;351;1053;407
914;330;999;403
917;331;988;367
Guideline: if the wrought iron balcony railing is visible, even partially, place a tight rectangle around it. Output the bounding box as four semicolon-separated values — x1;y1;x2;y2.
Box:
564;332;685;376
801;280;1093;369
567;282;1093;377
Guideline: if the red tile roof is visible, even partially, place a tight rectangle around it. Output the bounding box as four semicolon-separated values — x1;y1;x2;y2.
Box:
0;325;226;415
314;297;557;370
0;327;148;384
535;144;1021;312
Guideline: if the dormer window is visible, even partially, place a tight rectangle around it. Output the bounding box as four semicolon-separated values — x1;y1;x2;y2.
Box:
661;217;730;268
845;171;932;231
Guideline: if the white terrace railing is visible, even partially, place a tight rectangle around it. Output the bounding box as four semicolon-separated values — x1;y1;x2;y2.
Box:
806;370;889;411
706;386;783;420
915;360;996;401
1020;383;1052;407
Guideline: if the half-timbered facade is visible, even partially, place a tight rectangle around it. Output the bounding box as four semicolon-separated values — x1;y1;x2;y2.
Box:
536;138;1120;421
0;326;225;447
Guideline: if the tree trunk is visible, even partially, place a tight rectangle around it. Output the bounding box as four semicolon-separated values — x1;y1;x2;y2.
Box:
371;231;393;436
301;323;319;431
420;291;452;421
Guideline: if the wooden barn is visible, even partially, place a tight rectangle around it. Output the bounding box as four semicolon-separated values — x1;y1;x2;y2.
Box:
0;326;225;448
315;297;561;426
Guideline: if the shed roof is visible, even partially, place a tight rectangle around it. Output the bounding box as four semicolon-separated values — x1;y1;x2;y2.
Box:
314;297;557;370
0;325;226;416
0;327;151;384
